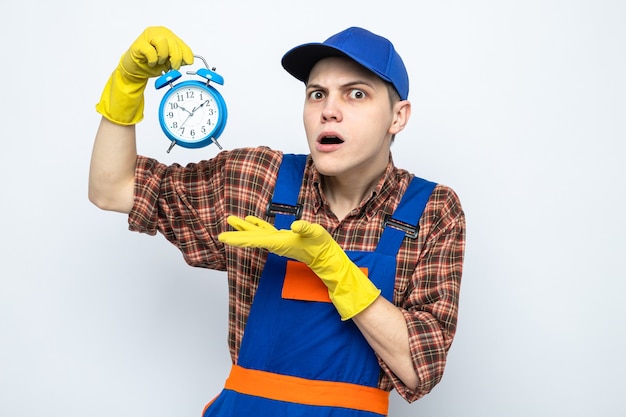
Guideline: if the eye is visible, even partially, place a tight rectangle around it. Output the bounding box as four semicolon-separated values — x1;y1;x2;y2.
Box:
349;89;367;100
308;90;325;100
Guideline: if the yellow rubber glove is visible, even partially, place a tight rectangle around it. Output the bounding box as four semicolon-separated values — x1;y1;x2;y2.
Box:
96;26;194;125
219;215;381;320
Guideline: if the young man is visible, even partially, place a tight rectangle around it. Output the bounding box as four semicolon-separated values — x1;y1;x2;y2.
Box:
89;26;465;416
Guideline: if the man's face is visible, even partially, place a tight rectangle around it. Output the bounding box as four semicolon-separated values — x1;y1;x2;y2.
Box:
303;57;408;181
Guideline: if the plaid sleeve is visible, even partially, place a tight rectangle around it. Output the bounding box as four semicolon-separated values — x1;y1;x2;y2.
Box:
128;147;282;271
380;185;466;402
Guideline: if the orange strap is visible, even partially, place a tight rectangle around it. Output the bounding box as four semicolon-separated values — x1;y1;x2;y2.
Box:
224;365;389;415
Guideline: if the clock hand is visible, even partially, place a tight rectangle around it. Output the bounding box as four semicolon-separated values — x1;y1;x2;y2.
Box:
180;113;193;127
178;105;193;115
191;100;211;113
181;100;211;127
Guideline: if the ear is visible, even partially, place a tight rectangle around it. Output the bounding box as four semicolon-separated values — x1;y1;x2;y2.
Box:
389;100;411;135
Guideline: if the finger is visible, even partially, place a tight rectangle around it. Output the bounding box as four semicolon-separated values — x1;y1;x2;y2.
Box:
150;34;172;66
131;37;158;67
225;215;252;231
218;231;258;247
181;42;194;66
291;220;324;237
244;216;277;231
166;36;184;69
218;229;285;248
169;37;193;69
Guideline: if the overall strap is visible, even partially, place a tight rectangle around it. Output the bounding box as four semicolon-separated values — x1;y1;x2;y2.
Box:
266;154;307;230
376;176;437;256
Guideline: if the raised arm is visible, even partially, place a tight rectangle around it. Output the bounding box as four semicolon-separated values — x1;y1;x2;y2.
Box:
88;119;137;213
88;26;194;213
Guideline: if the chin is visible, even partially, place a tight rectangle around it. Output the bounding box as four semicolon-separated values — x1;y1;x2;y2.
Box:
309;156;334;175
312;158;351;178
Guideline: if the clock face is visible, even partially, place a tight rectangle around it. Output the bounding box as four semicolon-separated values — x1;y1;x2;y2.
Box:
159;83;224;145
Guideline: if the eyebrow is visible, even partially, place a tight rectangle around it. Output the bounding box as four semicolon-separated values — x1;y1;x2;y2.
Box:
306;80;376;91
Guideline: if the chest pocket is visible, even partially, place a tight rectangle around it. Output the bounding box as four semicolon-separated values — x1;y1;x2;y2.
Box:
281;260;368;303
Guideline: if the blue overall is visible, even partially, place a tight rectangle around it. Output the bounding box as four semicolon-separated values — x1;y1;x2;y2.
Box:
203;154;436;417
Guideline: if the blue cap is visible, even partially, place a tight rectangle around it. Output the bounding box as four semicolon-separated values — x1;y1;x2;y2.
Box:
281;27;409;100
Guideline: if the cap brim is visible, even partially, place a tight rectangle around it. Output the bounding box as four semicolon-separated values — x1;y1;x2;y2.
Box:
281;43;353;82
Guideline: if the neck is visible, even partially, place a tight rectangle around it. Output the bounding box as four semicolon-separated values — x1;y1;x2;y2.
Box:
321;170;383;221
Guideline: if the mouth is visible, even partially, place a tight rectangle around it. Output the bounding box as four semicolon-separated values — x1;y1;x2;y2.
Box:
319;135;344;145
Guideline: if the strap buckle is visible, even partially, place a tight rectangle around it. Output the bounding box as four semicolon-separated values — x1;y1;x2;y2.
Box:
382;214;419;239
266;202;303;219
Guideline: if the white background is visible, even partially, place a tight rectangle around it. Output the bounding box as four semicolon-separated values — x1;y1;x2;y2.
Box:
1;1;624;416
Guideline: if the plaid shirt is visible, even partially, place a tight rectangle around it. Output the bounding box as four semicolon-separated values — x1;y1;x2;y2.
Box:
129;146;465;403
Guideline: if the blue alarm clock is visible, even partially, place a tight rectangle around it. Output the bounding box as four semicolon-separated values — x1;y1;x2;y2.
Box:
155;56;228;153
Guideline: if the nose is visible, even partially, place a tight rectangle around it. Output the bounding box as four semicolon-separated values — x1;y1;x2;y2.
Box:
321;94;342;122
